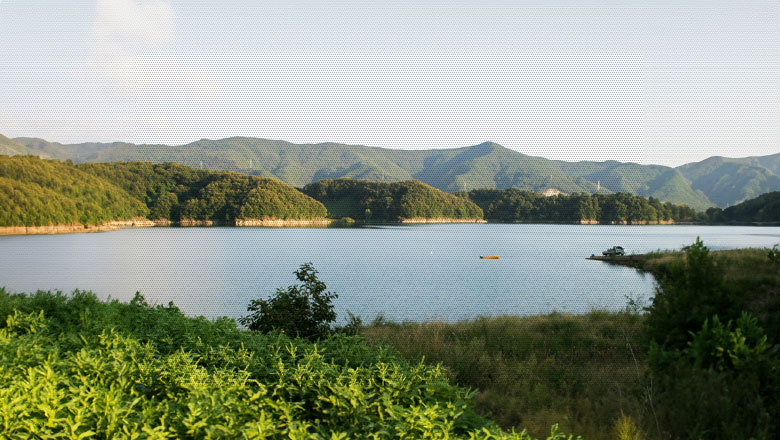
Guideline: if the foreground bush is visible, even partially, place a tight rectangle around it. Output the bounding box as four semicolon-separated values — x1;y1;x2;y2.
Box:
0;289;578;439
644;240;780;440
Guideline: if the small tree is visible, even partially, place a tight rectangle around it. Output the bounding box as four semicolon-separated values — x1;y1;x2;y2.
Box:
239;263;337;340
644;237;735;350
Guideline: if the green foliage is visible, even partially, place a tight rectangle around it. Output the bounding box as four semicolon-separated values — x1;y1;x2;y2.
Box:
149;191;179;219
80;162;328;222
240;263;338;340
642;239;780;439
0;155;148;226
464;189;697;223
304;179;483;221
684;312;775;372
644;237;735;350
337;311;364;336
0;288;575;439
714;191;780;224
648;313;780;440
769;244;780;265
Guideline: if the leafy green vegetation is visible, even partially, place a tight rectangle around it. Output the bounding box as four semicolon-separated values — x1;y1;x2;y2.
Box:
79;162;328;222
462;189;697;223
303;179;484;221
640;241;780;439
0;155;148;226
20;134;780;209
240;263;339;340
0;289;578;439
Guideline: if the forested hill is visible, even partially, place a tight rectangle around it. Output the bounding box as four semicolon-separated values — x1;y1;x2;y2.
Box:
0;135;34;156
0;156;148;226
302;179;484;221
463;189;698;224
9;135;780;210
78;162;327;222
677;154;780;207
0;157;329;227
15;135;773;210
704;191;780;224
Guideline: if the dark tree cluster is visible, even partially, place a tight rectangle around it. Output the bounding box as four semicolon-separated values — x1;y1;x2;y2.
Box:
705;191;780;224
463;188;698;223
303;178;484;221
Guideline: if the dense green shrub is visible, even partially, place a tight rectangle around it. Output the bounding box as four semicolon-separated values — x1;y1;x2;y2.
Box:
239;263;338;340
644;237;737;350
0;288;578;439
649;313;780;440
643;239;780;439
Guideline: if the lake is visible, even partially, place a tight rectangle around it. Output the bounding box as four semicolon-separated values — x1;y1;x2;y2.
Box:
1;224;779;323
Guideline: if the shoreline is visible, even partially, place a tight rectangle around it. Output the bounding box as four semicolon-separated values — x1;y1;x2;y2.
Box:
0;219;156;236
1;219;774;236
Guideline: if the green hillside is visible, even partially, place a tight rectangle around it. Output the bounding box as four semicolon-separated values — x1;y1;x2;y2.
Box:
678;156;780;207
705;191;780;223
79;162;328;221
0;134;38;157
13;135;780;209
303;179;484;221
0;156;148;226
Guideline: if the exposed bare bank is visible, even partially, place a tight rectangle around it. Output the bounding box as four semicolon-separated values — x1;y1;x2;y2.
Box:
399;218;487;224
0;219;156;236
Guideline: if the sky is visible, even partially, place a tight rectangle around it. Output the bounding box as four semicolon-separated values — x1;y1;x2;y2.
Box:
0;0;778;166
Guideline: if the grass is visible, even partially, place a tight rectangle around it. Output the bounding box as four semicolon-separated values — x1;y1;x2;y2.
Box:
360;311;648;440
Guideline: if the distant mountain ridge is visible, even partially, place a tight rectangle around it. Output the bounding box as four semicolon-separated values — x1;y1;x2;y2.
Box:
8;134;780;209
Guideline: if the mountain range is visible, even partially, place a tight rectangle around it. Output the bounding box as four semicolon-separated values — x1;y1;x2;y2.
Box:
3;133;779;210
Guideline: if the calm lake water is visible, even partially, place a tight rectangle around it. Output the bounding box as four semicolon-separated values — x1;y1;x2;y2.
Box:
1;225;779;323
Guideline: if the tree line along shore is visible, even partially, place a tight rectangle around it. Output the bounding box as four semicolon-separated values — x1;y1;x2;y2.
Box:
1;155;777;234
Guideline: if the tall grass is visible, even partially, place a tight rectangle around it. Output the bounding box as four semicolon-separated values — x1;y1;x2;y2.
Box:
361;311;647;440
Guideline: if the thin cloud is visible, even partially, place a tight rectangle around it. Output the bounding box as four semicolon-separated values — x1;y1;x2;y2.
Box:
91;0;219;107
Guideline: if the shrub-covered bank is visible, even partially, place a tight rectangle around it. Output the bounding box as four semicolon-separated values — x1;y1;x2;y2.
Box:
0;289;576;439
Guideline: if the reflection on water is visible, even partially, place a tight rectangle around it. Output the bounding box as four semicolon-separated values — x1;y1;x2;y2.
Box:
1;225;778;322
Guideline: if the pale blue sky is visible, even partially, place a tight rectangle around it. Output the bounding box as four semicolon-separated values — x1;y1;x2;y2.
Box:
1;0;778;166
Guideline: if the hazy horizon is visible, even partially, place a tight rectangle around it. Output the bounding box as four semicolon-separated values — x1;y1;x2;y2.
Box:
2;0;779;167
